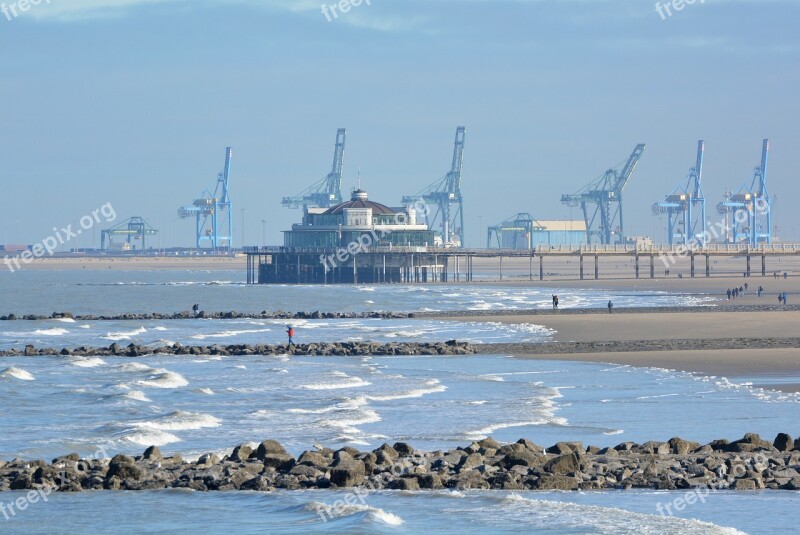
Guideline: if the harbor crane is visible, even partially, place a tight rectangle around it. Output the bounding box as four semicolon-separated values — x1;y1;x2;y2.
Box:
561;143;646;245
402;126;466;247
178;146;233;251
101;217;158;252
652;140;706;246
717;139;771;246
282;128;346;209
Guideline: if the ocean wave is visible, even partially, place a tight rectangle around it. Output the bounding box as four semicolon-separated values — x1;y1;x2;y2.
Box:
301;374;372;391
34;327;70;336
366;381;447;401
191;328;272;340
194;387;215;395
122;390;152;402
68;356;106;368
136;368;189;389
138;410;221;431
102;327;147;341
1;367;35;381
120;429;182;447
496;494;746;534
51;317;76;323
307;502;404;526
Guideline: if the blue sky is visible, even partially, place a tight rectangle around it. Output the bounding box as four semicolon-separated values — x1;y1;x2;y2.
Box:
1;0;798;247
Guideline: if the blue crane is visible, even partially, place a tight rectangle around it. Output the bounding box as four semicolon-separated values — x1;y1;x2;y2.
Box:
652;140;706;246
178;147;233;251
282;129;346;209
402;127;466;247
717;139;771;246
561;144;646;245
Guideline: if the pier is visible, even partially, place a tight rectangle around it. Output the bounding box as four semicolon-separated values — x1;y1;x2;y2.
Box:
245;244;800;284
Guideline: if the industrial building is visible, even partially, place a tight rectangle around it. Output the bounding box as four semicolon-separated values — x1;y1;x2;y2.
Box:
487;213;586;249
284;189;435;248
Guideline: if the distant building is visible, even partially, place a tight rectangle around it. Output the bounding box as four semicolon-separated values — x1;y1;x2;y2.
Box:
488;213;587;249
283;189;435;248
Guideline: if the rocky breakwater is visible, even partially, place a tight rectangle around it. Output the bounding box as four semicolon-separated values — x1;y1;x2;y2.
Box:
3;433;800;493
0;311;414;321
2;340;476;358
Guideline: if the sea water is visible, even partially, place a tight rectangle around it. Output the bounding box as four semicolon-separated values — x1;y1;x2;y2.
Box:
0;269;795;534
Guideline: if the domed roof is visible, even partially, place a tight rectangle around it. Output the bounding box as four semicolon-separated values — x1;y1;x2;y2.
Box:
324;189;396;215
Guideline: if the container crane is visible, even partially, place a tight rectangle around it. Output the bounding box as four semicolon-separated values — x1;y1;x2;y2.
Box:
652;140;706;246
178;146;233;251
101;217;158;252
717;139;771;246
282;128;346;209
561;144;646;245
402;126;466;247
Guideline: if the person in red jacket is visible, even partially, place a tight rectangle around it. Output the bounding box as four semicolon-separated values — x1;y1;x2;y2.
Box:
286;325;295;346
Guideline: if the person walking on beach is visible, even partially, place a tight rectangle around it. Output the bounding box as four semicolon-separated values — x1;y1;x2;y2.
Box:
286;325;295;346
607;300;613;313
778;294;784;305
727;289;732;300
552;295;557;309
783;292;788;305
192;304;199;317
758;286;764;297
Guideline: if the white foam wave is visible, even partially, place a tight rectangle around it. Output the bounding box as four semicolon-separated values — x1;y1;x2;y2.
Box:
52;317;76;323
308;503;404;526
195;387;215;395
136;368;189;389
1;367;34;381
191;328;271;340
102;327;147;341
69;356;106;368
122;390;152;402
138;410;221;431
34;327;69;336
301;375;371;391
498;494;746;534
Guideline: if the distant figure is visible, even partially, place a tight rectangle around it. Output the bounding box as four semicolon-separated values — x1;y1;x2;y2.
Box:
726;289;732;300
784;272;788;279
192;304;199;317
286;325;295;345
758;286;764;297
779;294;784;305
552;295;557;309
744;283;749;291
783;292;788;305
607;300;613;313
739;286;744;294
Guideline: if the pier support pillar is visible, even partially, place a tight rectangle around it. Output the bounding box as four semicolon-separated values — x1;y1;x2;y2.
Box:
595;255;599;280
746;255;751;277
635;254;640;279
762;254;766;277
706;255;710;277
529;254;533;281
499;255;503;282
580;255;584;280
539;256;544;281
650;255;655;279
690;254;695;278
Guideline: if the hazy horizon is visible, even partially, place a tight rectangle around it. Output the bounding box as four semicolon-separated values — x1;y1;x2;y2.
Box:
2;0;798;248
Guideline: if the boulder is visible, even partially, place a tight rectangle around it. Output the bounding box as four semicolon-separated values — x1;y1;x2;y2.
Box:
537;475;580;490
773;433;794;452
143;446;162;461
543;453;580;476
330;461;366;487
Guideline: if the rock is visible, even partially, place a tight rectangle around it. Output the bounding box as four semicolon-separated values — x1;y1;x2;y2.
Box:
502;449;543;469
262;454;296;472
774;433;794;452
393;443;415;456
477;437;502;451
107;455;143;481
143;446;162;461
255;440;287;459
537;475;580;490
230;444;253;462
546;442;583;455
543;453;580;476
457;453;484;472
297;451;328;468
416;474;443;489
390;477;420;490
731;478;759;490
668;437;700;455
330;461;366;487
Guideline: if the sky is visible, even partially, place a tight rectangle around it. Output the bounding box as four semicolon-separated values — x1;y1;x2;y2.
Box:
1;0;798;248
